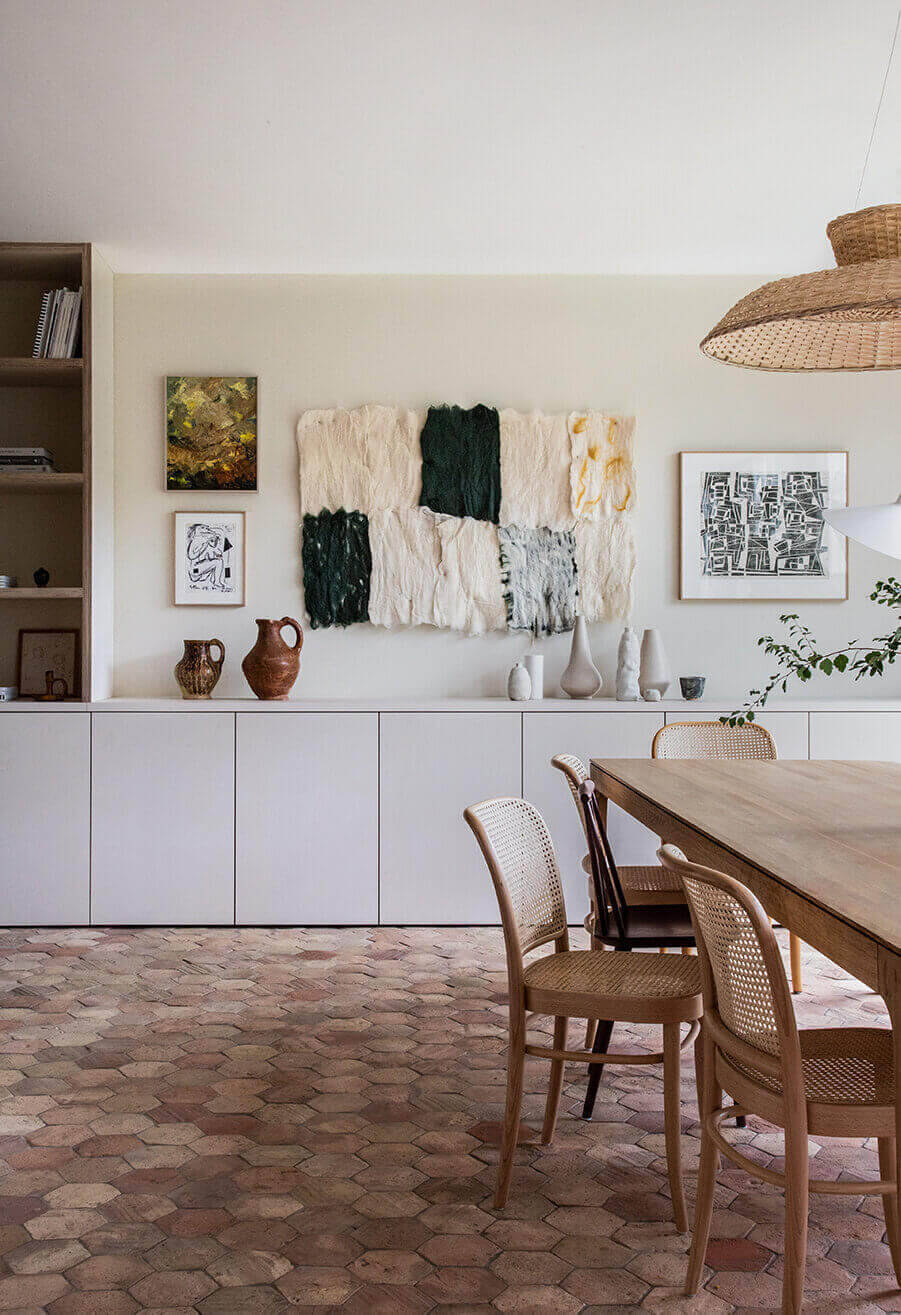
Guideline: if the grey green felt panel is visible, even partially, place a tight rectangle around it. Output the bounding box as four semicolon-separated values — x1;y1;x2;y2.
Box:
302;509;372;628
418;404;501;523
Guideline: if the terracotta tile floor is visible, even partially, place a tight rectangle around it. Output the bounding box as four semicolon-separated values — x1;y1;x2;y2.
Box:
0;924;896;1314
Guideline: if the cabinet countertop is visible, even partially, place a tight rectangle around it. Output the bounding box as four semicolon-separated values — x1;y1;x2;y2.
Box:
3;697;901;714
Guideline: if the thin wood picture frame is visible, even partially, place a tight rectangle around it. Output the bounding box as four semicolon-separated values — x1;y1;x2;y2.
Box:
173;510;246;606
17;628;81;699
679;450;849;601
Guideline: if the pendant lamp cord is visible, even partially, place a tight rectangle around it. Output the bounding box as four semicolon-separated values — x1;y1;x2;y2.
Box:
855;6;901;206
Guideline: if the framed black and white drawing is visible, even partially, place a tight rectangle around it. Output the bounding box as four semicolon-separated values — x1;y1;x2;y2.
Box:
174;511;246;606
680;452;848;600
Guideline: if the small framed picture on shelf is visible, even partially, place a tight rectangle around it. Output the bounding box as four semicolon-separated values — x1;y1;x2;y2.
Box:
174;510;246;606
17;629;80;699
680;451;848;600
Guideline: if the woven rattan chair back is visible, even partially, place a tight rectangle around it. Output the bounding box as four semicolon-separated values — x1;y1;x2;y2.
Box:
652;721;777;761
464;797;568;958
658;846;798;1072
551;754;589;840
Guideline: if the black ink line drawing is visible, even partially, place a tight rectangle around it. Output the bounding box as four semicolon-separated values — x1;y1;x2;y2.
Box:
700;471;829;578
185;521;234;593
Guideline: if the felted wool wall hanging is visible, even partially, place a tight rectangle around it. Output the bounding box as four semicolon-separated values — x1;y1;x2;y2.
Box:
297;404;635;634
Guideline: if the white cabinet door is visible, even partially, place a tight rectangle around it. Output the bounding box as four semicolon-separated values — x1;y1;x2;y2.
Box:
380;712;521;924
0;713;90;924
522;711;663;919
664;710;808;760
810;712;901;762
236;713;378;924
91;713;235;924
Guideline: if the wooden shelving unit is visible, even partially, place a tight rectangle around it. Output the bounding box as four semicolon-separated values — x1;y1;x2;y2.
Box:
0;242;114;700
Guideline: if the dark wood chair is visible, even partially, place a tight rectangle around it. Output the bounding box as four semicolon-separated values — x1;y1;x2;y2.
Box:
579;778;695;1120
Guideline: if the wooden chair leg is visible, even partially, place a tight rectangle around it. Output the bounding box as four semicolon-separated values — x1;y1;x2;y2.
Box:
685;1031;719;1295
495;1010;525;1209
662;1022;687;1233
584;1019;598;1049
781;1122;809;1315
878;1137;901;1286
542;1016;567;1145
789;933;802;994
581;1018;614;1120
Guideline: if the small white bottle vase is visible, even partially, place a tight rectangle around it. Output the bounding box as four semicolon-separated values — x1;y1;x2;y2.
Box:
523;653;544;701
507;662;531;701
616;625;641;701
560;616;602;699
639;627;671;698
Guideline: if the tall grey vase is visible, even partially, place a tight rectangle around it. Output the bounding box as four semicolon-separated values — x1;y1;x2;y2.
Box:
639;627;671;697
560;615;602;698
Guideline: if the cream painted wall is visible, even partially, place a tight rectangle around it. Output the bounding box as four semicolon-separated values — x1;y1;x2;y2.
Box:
113;275;901;700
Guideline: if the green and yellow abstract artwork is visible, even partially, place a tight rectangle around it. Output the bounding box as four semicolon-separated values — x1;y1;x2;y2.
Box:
166;376;257;491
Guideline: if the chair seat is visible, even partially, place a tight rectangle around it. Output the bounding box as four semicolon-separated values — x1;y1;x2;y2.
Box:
720;1027;895;1136
590;903;696;949
581;856;686;906
523;948;702;1025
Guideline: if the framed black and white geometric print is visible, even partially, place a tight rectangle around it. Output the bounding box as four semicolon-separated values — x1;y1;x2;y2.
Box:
174;511;246;606
680;452;848;600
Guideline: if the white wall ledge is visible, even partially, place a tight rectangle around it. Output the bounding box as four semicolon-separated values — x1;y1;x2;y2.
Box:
4;696;901;713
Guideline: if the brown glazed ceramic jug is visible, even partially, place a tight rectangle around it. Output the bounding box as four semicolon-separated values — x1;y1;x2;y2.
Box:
174;639;225;700
242;618;303;700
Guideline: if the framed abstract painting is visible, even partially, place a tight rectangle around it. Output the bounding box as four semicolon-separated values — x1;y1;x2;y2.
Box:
174;511;246;606
680;451;848;600
166;376;257;490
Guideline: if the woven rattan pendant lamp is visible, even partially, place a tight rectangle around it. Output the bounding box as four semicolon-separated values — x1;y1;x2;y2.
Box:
702;10;901;371
700;205;901;371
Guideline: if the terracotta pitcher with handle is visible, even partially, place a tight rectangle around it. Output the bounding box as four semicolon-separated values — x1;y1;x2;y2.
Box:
242;618;303;700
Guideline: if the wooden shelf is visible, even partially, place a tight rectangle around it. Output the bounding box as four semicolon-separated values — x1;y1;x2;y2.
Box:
0;472;83;492
0;588;83;601
0;358;83;387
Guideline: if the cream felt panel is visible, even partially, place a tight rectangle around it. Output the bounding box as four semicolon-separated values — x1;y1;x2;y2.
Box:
574;516;635;621
298;404;424;515
569;413;636;521
498;409;571;530
369;508;440;628
433;516;505;635
370;509;506;635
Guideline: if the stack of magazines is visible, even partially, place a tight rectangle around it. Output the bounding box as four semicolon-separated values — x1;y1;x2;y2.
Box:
32;288;82;359
0;446;56;474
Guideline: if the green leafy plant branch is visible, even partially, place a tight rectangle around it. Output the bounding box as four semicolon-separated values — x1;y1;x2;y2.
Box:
724;577;901;728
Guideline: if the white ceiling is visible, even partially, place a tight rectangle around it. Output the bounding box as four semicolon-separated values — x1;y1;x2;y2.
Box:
2;0;899;275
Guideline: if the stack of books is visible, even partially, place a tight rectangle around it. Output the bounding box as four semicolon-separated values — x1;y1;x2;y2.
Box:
0;446;56;474
32;288;82;359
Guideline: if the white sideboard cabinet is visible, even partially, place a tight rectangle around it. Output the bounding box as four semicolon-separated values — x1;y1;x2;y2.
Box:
0;712;90;924
810;712;901;761
91;713;235;924
236;712;378;924
379;712;521;924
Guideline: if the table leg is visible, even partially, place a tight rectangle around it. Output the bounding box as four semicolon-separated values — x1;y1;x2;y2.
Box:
878;948;901;1246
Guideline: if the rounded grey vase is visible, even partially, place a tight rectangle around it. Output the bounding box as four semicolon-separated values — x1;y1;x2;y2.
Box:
560;616;602;698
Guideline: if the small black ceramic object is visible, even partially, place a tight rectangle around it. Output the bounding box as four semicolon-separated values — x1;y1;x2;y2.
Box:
33;567;50;588
679;675;706;701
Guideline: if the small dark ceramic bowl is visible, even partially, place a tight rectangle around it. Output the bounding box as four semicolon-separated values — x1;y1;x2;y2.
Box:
679;676;706;701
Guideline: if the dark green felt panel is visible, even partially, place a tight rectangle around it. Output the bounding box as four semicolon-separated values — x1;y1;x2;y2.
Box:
302;509;371;628
418;404;501;523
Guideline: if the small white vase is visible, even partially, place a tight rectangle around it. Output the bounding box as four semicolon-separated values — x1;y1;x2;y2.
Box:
616;626;641;701
639;627;671;698
560;616;602;699
507;662;531;701
523;653;544;700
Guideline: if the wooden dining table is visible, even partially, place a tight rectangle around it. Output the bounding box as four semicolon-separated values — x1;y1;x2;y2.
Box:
591;757;901;1168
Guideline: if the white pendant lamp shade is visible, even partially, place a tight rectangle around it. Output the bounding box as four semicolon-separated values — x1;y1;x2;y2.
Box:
822;494;901;560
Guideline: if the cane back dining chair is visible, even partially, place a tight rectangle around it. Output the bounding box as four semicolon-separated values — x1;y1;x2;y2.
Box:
659;845;899;1315
651;720;804;994
464;796;702;1221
